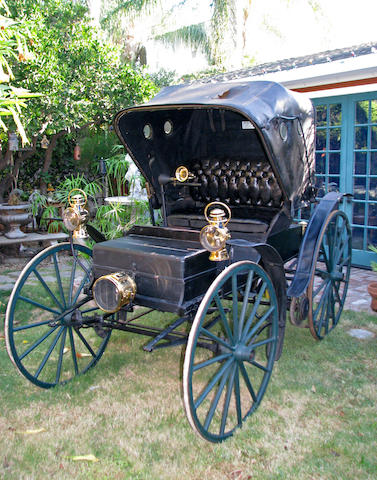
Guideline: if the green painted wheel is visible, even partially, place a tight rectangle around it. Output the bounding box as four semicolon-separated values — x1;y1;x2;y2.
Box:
308;210;352;340
5;242;111;388
183;261;279;442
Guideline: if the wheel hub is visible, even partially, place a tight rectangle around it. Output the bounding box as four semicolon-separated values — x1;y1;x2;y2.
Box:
234;343;254;362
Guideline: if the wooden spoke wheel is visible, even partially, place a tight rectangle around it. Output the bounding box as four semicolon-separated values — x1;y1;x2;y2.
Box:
5;243;111;388
307;210;352;340
183;261;279;442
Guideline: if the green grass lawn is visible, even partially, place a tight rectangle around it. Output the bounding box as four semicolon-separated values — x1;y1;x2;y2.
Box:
0;296;376;479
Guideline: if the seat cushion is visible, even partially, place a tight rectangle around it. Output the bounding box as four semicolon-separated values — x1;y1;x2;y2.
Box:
167;214;268;234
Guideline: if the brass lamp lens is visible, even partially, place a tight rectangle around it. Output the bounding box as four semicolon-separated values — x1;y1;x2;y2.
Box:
200;225;226;252
62;207;80;231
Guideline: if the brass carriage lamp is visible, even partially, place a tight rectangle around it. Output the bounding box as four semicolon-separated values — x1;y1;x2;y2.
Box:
62;188;89;239
200;202;231;261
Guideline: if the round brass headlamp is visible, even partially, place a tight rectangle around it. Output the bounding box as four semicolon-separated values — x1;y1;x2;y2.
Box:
93;272;136;313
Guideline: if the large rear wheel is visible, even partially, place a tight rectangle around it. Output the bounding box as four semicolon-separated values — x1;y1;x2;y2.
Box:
307;210;352;340
183;261;279;442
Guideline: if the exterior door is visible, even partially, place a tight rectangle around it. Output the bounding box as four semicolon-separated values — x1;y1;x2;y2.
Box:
313;92;377;268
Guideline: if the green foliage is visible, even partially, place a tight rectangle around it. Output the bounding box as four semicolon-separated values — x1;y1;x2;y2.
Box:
53;174;101;205
104;146;130;196
369;245;377;272
148;68;176;88
7;0;157;140
0;0;42;143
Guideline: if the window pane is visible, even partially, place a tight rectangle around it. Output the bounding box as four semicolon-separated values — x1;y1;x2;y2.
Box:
315;176;325;196
353;202;365;225
367;228;377;245
316;129;326;150
353;177;366;199
355;126;368;149
315;152;326;174
371;126;377;149
354;151;367;175
355;100;369;124
371;152;377;175
329;152;340;174
330;128;341;150
352;227;364;249
371;100;377;123
369;178;377;201
316;104;327;127
330;103;342;125
368;203;377;226
329;176;339;190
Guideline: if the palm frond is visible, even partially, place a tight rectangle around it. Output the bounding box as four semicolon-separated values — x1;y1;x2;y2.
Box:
154;23;211;59
101;0;160;26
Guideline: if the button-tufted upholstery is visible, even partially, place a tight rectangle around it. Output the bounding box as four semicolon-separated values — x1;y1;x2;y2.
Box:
189;157;282;207
167;157;283;234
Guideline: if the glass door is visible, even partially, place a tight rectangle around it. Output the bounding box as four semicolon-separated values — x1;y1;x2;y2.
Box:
313;92;377;267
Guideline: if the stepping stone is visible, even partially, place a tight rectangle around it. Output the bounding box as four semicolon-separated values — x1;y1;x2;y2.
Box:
0;283;15;291
348;328;375;339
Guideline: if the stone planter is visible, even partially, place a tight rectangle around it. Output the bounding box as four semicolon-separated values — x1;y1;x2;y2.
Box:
0;203;32;239
367;281;377;312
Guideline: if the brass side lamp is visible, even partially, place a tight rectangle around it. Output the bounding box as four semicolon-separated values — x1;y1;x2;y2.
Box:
62;188;89;239
175;165;194;183
200;202;231;261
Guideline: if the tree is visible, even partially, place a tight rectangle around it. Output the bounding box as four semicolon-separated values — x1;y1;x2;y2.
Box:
2;0;156;194
100;0;252;69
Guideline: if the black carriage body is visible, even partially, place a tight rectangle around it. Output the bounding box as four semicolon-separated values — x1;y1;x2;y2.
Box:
93;226;217;314
93;81;316;313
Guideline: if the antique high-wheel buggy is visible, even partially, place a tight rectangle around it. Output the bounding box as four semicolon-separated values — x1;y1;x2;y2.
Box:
5;81;352;442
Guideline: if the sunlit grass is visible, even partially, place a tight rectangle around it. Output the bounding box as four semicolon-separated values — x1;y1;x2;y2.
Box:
0;297;376;479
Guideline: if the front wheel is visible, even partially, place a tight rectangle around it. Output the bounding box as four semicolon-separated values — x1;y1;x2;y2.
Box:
183;261;279;442
5;242;111;388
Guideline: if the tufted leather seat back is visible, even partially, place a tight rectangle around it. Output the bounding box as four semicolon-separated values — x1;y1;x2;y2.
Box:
189;157;283;207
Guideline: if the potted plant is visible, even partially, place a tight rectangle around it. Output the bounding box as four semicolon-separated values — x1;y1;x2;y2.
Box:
367;245;377;311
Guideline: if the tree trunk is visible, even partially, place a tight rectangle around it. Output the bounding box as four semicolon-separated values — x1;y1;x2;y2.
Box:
40;130;67;193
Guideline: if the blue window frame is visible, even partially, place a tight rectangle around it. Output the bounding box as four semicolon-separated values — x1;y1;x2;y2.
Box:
312;92;377;268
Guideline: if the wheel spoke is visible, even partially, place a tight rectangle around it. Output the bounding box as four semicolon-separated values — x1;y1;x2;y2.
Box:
35;327;64;379
19;325;59;361
239;362;257;402
248;336;276;350
74;328;96;358
13;319;52;332
238;270;254;341
232;273;239;339
249;359;270;373
69;326;79;375
214;294;234;344
33;268;63;311
313;277;327;297
234;365;242;426
220;363;236;436
200;327;235;351
72;271;90;305
244;305;275;345
203;363;232;431
68;258;77;305
193;353;232;372
55;327;67;384
240;282;267;343
194;357;234;409
18;295;60;315
313;282;330;321
53;253;66;308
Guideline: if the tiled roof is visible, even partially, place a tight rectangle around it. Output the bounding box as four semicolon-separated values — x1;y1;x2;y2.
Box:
196;41;377;84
